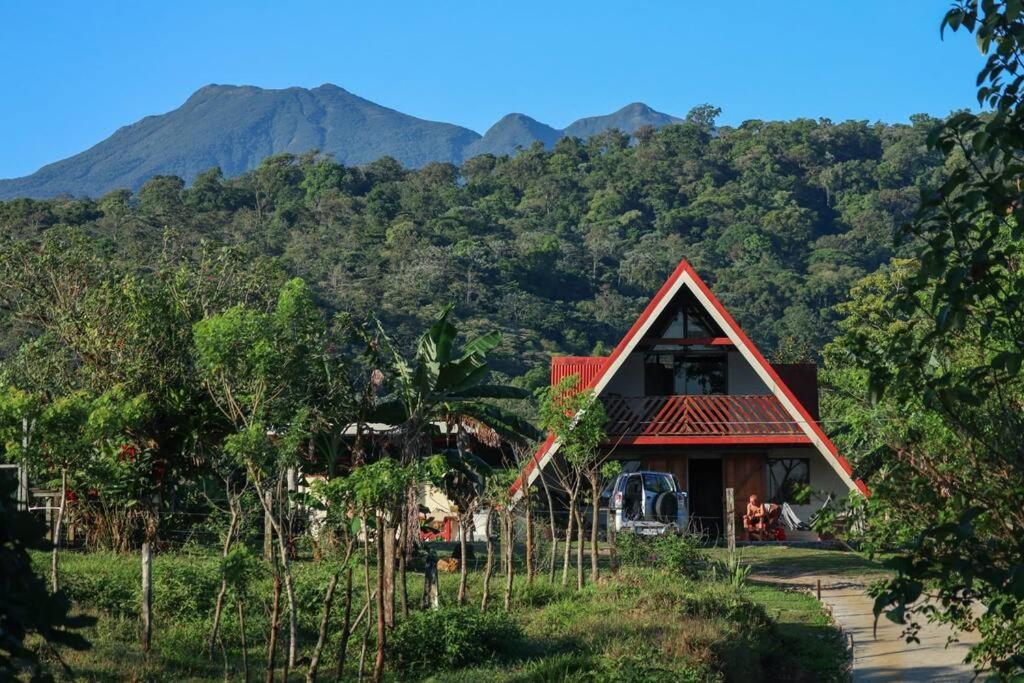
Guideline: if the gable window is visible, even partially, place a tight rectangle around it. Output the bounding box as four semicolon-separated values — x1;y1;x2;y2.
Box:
767;458;810;504
648;294;724;344
644;353;727;396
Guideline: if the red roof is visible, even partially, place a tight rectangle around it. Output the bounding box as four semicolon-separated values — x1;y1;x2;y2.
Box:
550;356;605;389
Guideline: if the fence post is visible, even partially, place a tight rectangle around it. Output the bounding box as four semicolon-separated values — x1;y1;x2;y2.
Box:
725;487;736;554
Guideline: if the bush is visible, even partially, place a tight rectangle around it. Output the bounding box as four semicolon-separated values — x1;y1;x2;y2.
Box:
389;606;521;673
616;532;705;577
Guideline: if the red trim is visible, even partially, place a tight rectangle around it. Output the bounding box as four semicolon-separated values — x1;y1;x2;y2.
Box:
510;258;870;499
611;435;812;446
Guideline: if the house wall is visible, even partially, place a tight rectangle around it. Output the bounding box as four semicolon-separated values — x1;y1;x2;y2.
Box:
775;447;849;523
603;353;644;395
727;351;770;395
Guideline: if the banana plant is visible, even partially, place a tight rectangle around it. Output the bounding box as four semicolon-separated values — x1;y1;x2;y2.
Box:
370;304;539;452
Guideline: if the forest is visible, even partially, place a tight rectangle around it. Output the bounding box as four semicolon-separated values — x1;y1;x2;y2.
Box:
0;108;947;386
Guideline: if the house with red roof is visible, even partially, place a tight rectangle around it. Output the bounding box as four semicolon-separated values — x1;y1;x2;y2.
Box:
511;257;866;535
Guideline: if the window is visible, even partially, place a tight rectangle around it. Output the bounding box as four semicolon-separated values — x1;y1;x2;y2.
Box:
767;458;810;504
644;353;727;395
648;295;723;342
642;473;675;494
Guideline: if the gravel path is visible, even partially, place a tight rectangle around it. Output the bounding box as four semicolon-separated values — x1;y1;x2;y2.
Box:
754;571;979;681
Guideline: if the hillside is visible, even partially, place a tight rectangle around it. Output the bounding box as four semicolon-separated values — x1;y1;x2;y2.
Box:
0;85;681;199
0;115;946;384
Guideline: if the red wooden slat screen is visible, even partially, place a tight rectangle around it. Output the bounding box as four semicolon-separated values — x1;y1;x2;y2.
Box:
602;395;801;438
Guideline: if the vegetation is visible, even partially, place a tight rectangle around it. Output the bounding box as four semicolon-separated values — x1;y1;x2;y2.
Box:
819;0;1024;675
0;109;947;383
5;0;1024;678
26;550;850;682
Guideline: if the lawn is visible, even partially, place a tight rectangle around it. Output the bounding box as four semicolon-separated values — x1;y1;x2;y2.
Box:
30;547;852;682
707;544;889;581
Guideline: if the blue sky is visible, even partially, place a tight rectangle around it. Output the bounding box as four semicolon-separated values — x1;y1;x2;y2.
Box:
0;1;983;179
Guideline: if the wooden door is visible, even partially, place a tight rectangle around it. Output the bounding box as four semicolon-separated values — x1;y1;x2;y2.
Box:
723;453;767;529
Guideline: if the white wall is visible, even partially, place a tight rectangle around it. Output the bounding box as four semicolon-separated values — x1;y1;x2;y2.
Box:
603;353;644;395
727;351;770;395
767;447;850;523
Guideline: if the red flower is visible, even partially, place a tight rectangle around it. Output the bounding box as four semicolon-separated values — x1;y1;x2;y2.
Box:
119;444;138;462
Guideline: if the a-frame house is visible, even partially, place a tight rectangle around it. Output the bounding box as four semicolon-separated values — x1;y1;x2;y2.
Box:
511;257;866;532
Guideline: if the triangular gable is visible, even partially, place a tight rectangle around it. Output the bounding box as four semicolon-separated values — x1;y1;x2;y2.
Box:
510;257;868;501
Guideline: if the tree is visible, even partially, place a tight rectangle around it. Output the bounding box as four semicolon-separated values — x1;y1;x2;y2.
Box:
194;277;329;673
369;304;537;613
820;3;1024;674
536;375;608;589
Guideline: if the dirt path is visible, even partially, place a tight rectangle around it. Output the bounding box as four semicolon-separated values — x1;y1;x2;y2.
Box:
754;571;979;682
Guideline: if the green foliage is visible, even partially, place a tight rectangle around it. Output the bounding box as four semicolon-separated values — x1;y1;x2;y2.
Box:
388;606;521;674
536;375;608;473
616;532;705;578
818;2;1024;674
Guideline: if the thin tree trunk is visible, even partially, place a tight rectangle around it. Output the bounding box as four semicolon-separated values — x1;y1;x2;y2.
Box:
561;495;575;587
540;473;557;583
373;512;386;683
422;548;440;610
141;536;153;652
525;491;534;586
260;475;298;671
590;473;600;584
382;516;395;629
265;573;281;683
306;570;340;683
276;508;299;670
608;500;618;575
51;468;66;593
357;513;372;683
209;494;240;658
503;511;514;610
481;510;494;610
334;567;354;682
457;515;470;605
141;494;158;653
575;507;585;590
263;489;273;561
397;507;409;619
238;600;249;682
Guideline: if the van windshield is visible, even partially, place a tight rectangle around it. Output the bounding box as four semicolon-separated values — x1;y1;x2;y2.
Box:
642;473;674;494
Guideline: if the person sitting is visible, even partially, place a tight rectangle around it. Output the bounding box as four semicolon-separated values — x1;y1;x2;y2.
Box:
743;495;781;541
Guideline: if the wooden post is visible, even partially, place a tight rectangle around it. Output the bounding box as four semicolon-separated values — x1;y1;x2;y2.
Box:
725;487;736;554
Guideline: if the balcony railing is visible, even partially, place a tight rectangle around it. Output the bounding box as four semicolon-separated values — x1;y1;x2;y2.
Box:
602;395;803;439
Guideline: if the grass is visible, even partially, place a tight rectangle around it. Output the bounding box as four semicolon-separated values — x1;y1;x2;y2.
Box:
706;545;889;581
29;547;852;682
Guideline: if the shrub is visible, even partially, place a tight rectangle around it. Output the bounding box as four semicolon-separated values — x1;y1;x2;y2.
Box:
517;580;571;608
617;532;705;577
389;606;521;673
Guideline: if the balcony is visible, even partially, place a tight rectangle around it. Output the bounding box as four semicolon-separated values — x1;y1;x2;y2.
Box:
601;394;808;444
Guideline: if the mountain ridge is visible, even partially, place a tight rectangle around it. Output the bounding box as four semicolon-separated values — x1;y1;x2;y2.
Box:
0;84;683;199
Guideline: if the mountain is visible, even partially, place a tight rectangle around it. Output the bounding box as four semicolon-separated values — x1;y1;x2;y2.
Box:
0;85;682;199
463;113;563;157
563;102;682;139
